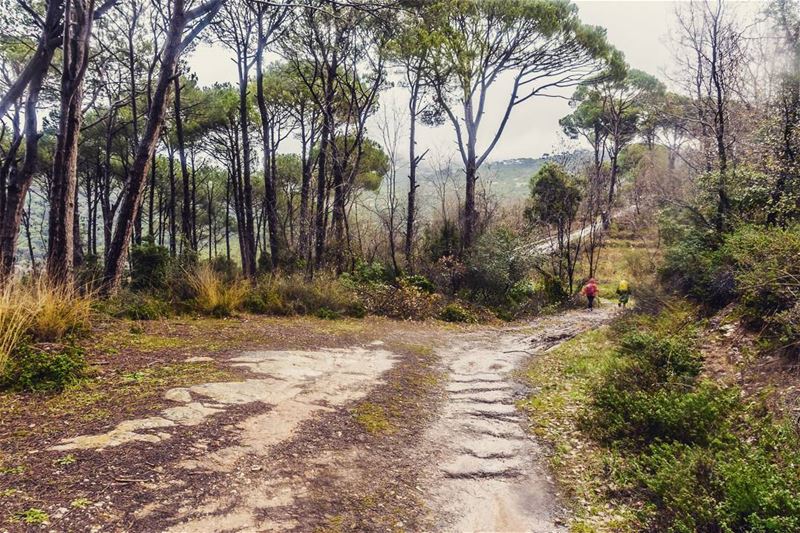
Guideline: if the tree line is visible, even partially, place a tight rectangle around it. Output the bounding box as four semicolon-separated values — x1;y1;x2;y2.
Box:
0;0;797;298
0;0;623;293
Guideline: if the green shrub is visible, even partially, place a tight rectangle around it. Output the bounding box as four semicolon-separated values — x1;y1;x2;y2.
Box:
633;442;720;532
540;273;569;305
633;423;800;533
723;225;800;324
402;274;436;294
341;260;391;285
463;228;534;306
618;330;704;385
660;227;733;307
242;285;292;315
439;302;478;323
110;292;172;320
588;380;738;446
129;238;172;292
245;274;363;318
211;256;240;283
2;343;87;392
314;307;341;320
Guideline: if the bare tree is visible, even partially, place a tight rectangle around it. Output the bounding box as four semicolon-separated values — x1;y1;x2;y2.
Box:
675;0;750;232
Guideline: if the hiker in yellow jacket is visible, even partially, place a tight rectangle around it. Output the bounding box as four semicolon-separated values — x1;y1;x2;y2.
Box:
616;279;630;308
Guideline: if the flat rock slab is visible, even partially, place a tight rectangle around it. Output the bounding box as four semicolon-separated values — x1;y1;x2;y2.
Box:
50;348;396;453
446;382;512;393
459;417;527;440
450;389;514;404
441;455;524;479
451;402;518;417
458;437;522;459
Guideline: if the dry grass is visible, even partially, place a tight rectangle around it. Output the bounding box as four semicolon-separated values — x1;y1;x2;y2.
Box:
29;278;93;341
0;282;34;374
0;278;93;374
188;264;248;317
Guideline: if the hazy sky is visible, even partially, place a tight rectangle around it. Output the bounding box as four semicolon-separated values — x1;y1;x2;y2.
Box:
187;1;762;163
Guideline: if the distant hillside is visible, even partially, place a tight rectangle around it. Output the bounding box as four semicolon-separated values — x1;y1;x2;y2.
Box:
384;151;590;211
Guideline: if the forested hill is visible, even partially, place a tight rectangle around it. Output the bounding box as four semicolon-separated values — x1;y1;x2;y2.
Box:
394;151;590;206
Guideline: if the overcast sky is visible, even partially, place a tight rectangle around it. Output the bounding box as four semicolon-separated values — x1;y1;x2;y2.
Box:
187;0;764;164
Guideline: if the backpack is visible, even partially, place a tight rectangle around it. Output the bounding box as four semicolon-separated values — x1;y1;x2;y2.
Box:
619;280;629;291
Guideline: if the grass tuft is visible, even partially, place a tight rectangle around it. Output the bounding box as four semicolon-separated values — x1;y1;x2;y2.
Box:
188;264;248;317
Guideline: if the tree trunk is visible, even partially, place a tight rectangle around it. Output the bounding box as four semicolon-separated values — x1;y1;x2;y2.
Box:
101;0;188;294
462;156;477;251
0;39;54;279
405;92;419;271
48;0;96;285
173;75;194;253
255;21;280;268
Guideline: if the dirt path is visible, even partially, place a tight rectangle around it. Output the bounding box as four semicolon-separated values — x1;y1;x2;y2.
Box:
26;307;614;532
424;308;615;532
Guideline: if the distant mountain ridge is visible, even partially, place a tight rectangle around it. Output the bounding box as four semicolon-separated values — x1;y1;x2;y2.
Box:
404;150;590;205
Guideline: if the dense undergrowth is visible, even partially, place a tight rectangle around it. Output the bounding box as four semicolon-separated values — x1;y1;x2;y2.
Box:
661;222;800;357
523;303;800;532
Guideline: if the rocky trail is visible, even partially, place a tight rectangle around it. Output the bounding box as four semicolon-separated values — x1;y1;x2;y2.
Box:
426;309;614;532
34;307;614;532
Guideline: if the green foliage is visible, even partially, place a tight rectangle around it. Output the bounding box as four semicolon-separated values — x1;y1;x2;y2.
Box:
527;162;582;226
663;223;800;354
580;308;800;531
660;223;733;306
464;227;533;306
401;274;436;294
341;260;391;285
129;238;172;293
245;275;363;318
618;330;704;385
314;307;341;320
2;343;87;392
210;256;240;283
588;380;738;446
16;508;49;525
634;426;800;533
439;302;477;323
110;291;172;320
723;225;800;323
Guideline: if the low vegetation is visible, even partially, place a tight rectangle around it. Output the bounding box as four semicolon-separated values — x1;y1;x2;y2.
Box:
0;279;93;391
522;304;800;532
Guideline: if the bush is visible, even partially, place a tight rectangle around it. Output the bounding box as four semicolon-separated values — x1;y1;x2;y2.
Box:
2;343;87;392
618;330;704;385
402;274;435;294
463;228;534;306
359;280;441;320
244;274;364;318
723;225;800;324
108;291;172;320
187;264;248;317
129;238;172;292
633;424;800;533
588;380;738;446
660;227;733;307
211;256;240;283
342;260;391;285
439;302;478;323
314;307;341;320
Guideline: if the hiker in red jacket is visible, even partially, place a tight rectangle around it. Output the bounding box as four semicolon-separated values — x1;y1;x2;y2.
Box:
582;278;599;311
